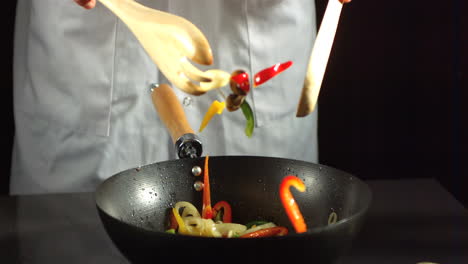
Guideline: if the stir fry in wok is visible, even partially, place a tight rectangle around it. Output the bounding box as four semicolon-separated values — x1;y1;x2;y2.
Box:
166;156;321;238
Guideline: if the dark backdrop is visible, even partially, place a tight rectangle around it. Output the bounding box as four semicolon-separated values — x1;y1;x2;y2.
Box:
1;1;16;196
1;1;466;206
315;0;467;206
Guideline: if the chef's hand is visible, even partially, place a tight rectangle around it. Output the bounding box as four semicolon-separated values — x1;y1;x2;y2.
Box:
74;0;96;9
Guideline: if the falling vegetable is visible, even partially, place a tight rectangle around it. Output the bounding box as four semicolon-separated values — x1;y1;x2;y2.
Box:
279;175;307;233
254;61;293;87
198;61;292;137
199;100;226;132
240;101;255;138
230;70;250;94
226;94;245;112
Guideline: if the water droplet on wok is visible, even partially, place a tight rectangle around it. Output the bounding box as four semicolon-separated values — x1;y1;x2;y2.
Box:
141;188;145;191
183;96;193;106
193;181;204;191
132;210;135;217
191;166;202;176
154;193;158;197
257;178;263;183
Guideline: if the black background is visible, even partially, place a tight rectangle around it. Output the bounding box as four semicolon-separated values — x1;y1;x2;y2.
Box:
315;0;467;207
1;1;16;196
0;1;466;207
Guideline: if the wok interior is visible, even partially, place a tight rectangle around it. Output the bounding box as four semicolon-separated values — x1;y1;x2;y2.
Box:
96;156;371;233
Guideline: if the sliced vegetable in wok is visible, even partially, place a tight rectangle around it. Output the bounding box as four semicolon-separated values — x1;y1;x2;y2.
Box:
240;226;288;238
166;157;320;237
202;155;213;219
167;156;291;238
280;175;307;233
213;201;232;223
245;220;269;229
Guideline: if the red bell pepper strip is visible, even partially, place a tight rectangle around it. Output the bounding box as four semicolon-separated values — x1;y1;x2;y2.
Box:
240;226;288;238
230;72;250;93
213;201;232;223
279;175;307;233
254;61;293;87
202;156;213;219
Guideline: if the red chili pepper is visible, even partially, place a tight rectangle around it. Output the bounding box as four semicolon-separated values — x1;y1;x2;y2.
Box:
240;226;288;238
253;61;293;87
230;72;250;93
279;175;307;233
202;156;213;219
213;201;232;223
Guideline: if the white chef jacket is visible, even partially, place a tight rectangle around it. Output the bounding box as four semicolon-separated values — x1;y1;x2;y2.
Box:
11;0;318;194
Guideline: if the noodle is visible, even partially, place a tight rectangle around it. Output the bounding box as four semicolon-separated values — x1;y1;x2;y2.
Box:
172;201;248;238
175;201;200;218
328;212;338;225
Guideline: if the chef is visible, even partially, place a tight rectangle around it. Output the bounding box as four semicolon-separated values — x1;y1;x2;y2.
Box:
10;0;318;194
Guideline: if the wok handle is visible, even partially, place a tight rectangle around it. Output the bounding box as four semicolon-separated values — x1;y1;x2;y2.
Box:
151;84;202;158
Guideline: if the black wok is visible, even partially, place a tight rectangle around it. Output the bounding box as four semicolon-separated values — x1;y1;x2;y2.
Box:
95;84;372;263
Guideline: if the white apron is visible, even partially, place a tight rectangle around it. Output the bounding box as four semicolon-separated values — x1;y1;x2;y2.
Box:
11;0;318;194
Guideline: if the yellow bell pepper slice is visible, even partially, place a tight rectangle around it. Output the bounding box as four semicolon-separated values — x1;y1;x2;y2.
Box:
199;100;226;132
172;207;188;234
